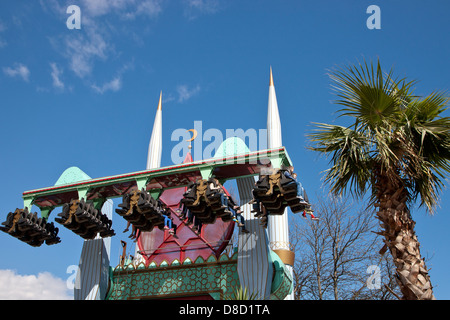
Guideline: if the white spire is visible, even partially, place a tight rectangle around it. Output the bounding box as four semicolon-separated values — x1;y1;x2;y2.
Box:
266;67;294;300
267;67;282;148
136;91;163;264
146;91;163;170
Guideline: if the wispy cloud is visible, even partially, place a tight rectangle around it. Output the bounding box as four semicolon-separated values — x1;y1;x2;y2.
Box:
79;0;162;19
50;62;64;89
90;61;133;94
3;63;30;82
162;84;202;103
44;0;110;80
43;0;161;90
177;84;201;102
64;29;109;79
0;269;72;300
0;20;6;48
91;76;122;94
126;0;162;19
183;0;221;19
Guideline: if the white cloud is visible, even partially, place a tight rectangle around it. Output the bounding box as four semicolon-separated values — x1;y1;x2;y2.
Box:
50;62;64;89
3;63;30;82
127;0;162;19
43;1;111;79
65;30;108;79
42;0;164;85
50;1;155;80
184;0;221;19
92;61;133;93
79;0;162;19
80;0;114;16
91;76;122;94
177;84;201;102
0;20;6;48
0;269;72;300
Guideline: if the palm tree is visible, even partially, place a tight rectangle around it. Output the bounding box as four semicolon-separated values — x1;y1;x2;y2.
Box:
308;59;450;300
224;286;259;300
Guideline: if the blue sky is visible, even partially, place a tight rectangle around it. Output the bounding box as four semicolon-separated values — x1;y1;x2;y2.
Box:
0;0;449;299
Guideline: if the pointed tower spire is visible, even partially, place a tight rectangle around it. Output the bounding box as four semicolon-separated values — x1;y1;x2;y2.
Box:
135;91;164;265
269;66;274;87
157;90;162;110
266;67;294;300
267;67;282;148
146;91;163;170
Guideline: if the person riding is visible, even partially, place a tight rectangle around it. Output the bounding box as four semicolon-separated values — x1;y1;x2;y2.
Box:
161;203;175;235
227;195;249;233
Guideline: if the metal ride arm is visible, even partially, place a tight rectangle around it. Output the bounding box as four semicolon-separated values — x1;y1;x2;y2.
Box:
1;147;292;246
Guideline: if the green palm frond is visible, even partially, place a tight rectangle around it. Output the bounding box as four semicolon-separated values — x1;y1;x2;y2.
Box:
309;58;450;213
328;59;416;129
402;91;450;212
308;123;372;197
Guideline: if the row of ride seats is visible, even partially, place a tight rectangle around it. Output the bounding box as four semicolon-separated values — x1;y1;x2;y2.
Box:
0;208;60;247
115;189;166;232
55;198;115;240
181;178;235;224
253;169;310;215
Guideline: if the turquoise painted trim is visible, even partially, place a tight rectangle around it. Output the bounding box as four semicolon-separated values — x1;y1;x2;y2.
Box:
268;156;284;169
39;207;53;220
268;250;294;300
213;137;251;159
269;250;284;293
200;166;213;179
23;197;34;211
209;292;221;300
136;176;149;191
107;253;240;300
54;167;91;186
24;147;287;198
77;186;90;201
149;189;162;200
106;249;293;301
92;198;106;211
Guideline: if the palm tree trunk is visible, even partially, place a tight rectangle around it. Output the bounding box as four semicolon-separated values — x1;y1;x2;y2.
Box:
374;173;435;300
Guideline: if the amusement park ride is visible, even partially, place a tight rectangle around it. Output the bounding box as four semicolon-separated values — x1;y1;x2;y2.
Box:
1;69;312;300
